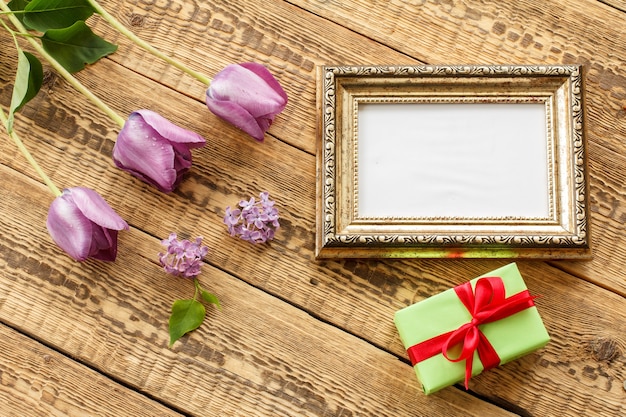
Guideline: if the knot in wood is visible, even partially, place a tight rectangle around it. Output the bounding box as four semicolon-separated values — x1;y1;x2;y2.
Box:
587;337;621;362
128;13;145;27
42;71;58;89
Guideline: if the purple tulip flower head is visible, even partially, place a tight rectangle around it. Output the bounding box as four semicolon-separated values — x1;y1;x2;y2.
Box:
206;62;288;141
113;110;206;193
46;187;129;262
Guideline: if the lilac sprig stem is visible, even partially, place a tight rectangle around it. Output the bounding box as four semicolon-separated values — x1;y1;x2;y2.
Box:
159;233;220;347
87;0;212;86
0;106;61;196
0;2;126;128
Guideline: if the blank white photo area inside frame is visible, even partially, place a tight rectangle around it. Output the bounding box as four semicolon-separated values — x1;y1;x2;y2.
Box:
355;101;550;219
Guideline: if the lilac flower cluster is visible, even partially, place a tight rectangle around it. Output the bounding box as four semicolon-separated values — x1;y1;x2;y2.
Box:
224;191;280;244
158;233;209;278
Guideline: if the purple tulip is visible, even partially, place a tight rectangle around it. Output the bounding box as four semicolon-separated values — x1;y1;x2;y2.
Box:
113;110;206;193
205;62;288;141
46;187;129;262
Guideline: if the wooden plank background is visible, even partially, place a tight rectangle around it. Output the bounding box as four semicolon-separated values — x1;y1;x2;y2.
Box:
1;0;625;416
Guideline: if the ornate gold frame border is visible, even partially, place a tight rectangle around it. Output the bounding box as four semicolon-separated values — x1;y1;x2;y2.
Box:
315;65;591;259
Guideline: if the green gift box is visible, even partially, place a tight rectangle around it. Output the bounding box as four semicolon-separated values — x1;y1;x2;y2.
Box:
394;263;550;394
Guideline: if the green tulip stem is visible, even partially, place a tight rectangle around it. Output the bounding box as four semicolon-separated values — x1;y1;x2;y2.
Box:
1;12;19;48
193;278;201;301
0;2;126;129
87;0;212;86
0;107;62;197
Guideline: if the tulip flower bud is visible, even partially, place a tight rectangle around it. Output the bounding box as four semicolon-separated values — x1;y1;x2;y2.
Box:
206;62;288;141
46;187;129;261
113;110;206;193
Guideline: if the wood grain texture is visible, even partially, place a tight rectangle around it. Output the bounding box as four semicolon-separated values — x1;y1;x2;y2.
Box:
87;0;626;156
6;0;626;293
86;0;419;152
281;0;626;295
0;167;514;417
80;0;626;294
0;64;624;415
1;0;625;416
0;323;182;416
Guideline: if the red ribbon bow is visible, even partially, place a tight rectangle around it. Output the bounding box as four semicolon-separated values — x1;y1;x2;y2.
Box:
406;276;537;389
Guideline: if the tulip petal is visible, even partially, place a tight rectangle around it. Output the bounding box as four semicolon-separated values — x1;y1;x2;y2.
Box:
239;62;288;103
47;193;94;261
114;114;179;192
209;65;287;118
89;227;119;262
171;142;193;173
205;98;266;141
68;187;129;231
133;110;205;148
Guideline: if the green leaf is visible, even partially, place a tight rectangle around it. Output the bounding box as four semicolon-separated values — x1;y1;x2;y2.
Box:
7;50;43;132
7;0;31;27
41;21;117;73
201;290;221;310
169;299;205;347
7;0;30;10
23;0;94;32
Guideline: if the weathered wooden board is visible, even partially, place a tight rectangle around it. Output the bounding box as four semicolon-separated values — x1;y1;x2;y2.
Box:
83;0;626;294
0;323;182;416
0;0;625;416
4;0;626;295
1;59;625;414
0;167;516;416
597;0;626;13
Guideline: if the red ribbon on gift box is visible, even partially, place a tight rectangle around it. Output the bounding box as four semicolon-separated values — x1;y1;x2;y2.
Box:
406;276;537;390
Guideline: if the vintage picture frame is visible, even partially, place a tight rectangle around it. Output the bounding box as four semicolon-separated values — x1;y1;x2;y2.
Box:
315;65;591;259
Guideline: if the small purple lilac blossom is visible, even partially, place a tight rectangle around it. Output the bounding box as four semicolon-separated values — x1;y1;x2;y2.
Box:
223;191;279;244
159;233;209;278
